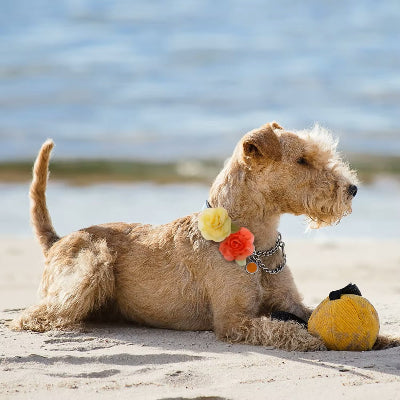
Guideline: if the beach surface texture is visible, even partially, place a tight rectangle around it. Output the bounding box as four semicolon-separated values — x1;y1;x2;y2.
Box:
1;238;399;400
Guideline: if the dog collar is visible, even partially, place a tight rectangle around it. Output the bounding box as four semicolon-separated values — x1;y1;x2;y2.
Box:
203;200;286;275
246;232;286;275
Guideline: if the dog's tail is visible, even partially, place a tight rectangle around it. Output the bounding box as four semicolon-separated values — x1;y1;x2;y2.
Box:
30;139;59;255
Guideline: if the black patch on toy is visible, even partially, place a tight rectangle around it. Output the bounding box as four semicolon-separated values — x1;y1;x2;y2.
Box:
329;283;362;301
271;311;307;329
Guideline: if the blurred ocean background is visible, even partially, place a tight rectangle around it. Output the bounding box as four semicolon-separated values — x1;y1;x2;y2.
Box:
0;0;399;238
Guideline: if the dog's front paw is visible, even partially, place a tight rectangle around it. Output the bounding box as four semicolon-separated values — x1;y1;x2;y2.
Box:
273;320;327;352
301;335;327;352
288;328;327;352
372;335;400;350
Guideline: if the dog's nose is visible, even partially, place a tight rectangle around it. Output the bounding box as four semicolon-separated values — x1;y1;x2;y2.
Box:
347;184;358;197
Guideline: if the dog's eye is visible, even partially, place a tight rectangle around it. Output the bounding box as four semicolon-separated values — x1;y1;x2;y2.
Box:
297;157;308;166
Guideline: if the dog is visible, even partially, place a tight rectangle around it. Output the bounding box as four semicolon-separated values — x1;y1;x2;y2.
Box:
11;122;398;351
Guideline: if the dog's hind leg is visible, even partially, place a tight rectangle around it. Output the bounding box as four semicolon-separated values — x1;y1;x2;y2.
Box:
10;233;116;332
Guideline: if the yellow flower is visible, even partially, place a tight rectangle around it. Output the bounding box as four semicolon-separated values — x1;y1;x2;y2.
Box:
198;207;232;242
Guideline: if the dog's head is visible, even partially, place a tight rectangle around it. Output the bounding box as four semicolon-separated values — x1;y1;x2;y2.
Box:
224;122;358;228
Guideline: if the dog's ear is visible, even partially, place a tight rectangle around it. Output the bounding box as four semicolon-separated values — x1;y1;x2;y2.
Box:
242;122;282;162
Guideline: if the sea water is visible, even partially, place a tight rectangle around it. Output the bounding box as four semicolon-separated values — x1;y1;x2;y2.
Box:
1;179;399;238
1;0;400;161
1;1;399;238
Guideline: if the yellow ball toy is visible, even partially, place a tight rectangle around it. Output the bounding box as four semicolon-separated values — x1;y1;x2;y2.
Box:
308;283;380;351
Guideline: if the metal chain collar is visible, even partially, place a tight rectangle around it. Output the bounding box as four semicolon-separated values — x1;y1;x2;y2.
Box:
247;232;286;274
204;199;286;275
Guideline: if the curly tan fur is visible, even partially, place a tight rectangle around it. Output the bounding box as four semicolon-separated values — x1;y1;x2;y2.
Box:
10;122;399;351
29;139;59;255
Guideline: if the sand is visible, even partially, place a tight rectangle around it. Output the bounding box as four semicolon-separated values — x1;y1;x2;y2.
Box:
0;237;399;399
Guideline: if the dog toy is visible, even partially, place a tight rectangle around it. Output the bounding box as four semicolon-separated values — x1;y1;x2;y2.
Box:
271;283;380;351
308;283;379;351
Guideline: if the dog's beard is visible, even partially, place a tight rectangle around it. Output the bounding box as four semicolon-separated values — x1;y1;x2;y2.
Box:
304;188;353;229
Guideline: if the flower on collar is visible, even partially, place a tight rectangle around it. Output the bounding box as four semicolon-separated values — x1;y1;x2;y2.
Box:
219;227;255;266
198;207;232;242
198;206;255;266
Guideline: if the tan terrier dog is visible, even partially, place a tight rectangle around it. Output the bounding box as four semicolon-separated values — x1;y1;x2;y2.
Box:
11;122;398;351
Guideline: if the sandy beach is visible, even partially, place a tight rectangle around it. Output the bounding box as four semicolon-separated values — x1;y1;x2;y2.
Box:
1;237;399;400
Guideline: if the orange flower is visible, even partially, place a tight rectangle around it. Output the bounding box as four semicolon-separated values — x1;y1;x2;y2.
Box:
219;227;255;263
